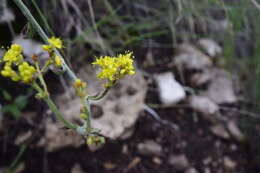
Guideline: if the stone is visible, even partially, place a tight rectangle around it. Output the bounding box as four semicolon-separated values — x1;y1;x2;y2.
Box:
137;140;162;156
211;124;230;139
15;131;32;145
227;121;245;141
204;167;211;173
190;70;212;86
0;5;15;23
154;72;186;104
168;154;190;170
198;39;222;57
71;164;84;173
223;156;236;170
174;44;212;70
42;70;147;151
189;96;219;115
185;167;198;173
203;69;237;104
203;157;212;165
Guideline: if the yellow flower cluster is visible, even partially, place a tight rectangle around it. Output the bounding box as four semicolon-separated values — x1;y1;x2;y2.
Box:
42;37;63;67
3;44;23;64
1;44;36;83
92;52;135;85
42;37;63;51
18;62;36;83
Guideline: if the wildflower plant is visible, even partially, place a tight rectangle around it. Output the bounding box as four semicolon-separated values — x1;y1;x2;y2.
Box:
1;0;136;145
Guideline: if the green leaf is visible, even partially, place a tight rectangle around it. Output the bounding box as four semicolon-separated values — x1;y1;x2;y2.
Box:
14;95;27;110
3;90;12;101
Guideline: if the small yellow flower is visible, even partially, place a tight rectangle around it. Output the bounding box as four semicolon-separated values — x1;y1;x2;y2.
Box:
48;37;62;49
42;37;63;52
18;62;36;83
3;44;23;64
1;64;20;81
73;78;87;88
54;55;62;67
92;52;135;85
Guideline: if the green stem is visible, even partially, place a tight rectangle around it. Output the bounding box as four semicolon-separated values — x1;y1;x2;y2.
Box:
44;96;77;129
31;82;77;130
9;144;27;171
88;87;110;101
13;0;77;81
36;62;49;94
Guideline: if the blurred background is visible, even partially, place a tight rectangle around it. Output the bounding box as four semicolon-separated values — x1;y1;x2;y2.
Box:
1;0;260;172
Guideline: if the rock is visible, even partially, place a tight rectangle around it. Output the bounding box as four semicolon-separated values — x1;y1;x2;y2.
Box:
211;124;230;139
0;4;15;23
154;72;186;104
71;164;84;173
42;70;147;151
203;69;237;104
185;167;198;173
223;156;236;170
227;121;245;141
189;96;219;115
153;157;162;165
174;44;212;70
198;39;222;57
204;167;211;173
103;162;117;170
168;154;190;170
127;157;141;170
203;157;212;165
15;131;32;145
190;70;212;86
137;140;162;156
209;19;230;33
38;121;84;151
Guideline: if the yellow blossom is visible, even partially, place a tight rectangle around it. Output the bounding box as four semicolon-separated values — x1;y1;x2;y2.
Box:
1;64;20;81
18;62;36;83
3;44;23;64
42;37;63;51
54;55;62;67
92;52;135;84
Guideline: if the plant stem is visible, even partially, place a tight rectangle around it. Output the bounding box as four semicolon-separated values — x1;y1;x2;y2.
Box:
44;96;77;129
31;82;77;130
88;87;110;101
13;0;77;81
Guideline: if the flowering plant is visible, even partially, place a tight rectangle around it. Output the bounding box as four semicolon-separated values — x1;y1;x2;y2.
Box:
1;0;135;145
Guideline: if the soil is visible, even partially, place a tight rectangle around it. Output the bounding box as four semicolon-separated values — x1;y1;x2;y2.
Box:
1;85;260;173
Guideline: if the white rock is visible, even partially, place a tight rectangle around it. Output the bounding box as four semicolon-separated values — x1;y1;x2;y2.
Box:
155;72;186;104
190;70;212;86
189;96;219;115
0;8;15;23
71;164;84;173
168;154;190;170
204;167;211;173
204;69;237;104
15;131;32;145
185;167;198;173
198;39;222;57
211;124;230;139
227;121;244;141
223;156;236;170
174;44;212;70
137;140;162;156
